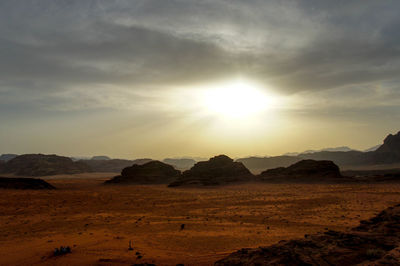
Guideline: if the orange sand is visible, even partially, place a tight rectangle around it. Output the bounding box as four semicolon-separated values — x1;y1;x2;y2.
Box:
0;174;399;265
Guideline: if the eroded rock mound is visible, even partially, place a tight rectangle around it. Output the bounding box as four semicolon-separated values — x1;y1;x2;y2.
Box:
168;155;254;187
259;159;344;182
215;204;400;266
0;177;55;189
0;154;91;176
105;161;181;184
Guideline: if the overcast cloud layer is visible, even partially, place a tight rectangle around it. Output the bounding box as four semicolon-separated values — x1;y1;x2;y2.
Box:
1;0;400;158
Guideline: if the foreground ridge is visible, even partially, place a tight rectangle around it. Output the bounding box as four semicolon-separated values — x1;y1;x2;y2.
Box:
215;204;400;265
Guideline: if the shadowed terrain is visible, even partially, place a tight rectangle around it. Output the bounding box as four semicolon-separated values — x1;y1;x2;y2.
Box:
0;177;55;190
216;203;400;265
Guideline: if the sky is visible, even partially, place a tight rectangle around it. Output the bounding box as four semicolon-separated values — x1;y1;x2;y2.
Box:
1;0;400;159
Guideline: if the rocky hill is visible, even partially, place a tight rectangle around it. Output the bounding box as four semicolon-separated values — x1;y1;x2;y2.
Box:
216;203;400;265
105;161;181;184
0;154;91;176
0;177;55;189
259;160;346;182
169;155;254;187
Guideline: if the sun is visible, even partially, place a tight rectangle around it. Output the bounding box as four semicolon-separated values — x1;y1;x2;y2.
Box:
201;79;273;119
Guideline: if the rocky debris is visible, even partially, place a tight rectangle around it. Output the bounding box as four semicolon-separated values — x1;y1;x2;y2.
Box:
104;161;181;184
259;159;346;182
215;204;400;266
168;155;254;187
0;154;18;162
0;154;91;176
53;246;71;256
0;177;55;189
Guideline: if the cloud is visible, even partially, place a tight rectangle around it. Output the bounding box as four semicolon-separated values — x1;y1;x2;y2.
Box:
1;0;400;142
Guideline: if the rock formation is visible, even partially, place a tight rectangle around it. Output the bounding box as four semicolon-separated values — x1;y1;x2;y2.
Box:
0;177;55;189
168;155;254;187
0;154;91;176
215;203;400;265
372;131;400;163
376;131;400;153
105;161;181;184
259;159;344;182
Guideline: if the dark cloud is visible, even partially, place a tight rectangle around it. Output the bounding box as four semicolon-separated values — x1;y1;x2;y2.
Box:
0;0;399;111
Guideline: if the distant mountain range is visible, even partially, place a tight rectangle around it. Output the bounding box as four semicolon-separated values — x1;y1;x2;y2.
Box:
283;145;381;156
237;131;400;173
1;131;398;176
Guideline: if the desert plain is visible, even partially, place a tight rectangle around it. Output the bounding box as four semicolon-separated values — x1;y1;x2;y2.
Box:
0;174;399;265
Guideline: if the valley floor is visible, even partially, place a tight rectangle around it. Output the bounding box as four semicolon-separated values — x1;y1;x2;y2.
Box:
0;175;399;265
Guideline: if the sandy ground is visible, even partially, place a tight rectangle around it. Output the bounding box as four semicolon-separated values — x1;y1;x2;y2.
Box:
0;174;399;265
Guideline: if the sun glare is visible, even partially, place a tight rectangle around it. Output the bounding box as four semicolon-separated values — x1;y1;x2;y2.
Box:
202;79;275;119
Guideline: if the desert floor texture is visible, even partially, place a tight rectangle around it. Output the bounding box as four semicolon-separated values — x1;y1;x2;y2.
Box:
0;174;399;265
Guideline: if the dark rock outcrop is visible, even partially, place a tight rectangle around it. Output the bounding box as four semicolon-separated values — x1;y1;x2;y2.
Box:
376;131;400;153
215;203;400;266
259;159;345;182
0;177;55;189
168;155;254;187
105;161;181;184
372;131;400;163
0;154;18;162
0;154;91;176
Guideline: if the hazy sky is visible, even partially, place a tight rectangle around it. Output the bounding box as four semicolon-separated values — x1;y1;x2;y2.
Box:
1;0;400;159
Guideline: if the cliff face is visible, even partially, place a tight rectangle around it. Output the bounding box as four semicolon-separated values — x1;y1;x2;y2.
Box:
105;161;181;184
168;155;254;187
